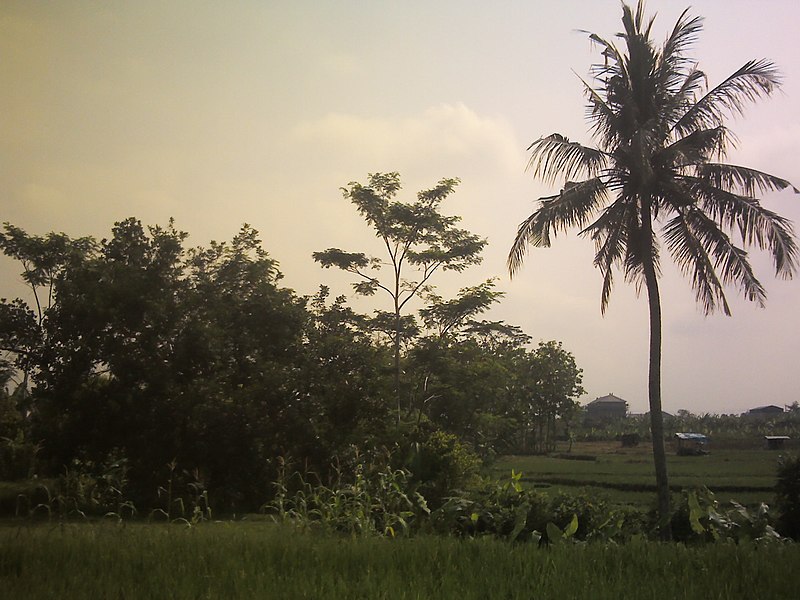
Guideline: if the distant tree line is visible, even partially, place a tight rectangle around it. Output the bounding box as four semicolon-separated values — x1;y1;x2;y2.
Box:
574;407;800;443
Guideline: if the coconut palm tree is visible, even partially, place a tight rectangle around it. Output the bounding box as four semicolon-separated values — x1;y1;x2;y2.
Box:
508;2;797;539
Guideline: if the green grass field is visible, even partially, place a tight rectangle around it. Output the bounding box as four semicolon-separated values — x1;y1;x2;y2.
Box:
490;441;789;507
1;443;797;597
1;521;798;599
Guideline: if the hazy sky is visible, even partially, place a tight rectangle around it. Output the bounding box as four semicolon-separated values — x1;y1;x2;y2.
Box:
2;1;798;414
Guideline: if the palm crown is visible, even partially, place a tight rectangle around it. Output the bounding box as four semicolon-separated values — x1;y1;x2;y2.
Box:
508;3;797;315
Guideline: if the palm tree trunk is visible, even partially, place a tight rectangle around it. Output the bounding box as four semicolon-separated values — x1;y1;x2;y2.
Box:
641;212;672;541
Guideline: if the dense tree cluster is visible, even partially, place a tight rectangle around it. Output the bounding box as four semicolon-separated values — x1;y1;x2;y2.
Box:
1;190;583;511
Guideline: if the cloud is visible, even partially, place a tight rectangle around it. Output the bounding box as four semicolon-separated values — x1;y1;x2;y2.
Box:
292;103;524;182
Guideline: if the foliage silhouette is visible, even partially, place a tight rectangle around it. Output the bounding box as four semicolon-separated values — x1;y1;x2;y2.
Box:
314;172;486;421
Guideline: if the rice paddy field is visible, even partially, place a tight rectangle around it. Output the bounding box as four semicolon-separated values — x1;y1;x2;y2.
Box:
491;441;793;508
1;521;799;599
1;441;798;597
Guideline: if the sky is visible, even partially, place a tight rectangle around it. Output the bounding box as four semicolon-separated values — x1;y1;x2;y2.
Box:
2;0;799;415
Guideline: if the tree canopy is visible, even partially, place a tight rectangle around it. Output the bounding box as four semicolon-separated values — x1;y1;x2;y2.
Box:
314;172;487;420
1;214;583;512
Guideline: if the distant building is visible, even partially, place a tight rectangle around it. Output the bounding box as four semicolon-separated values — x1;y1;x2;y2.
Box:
675;432;710;455
585;393;628;422
764;436;790;450
744;405;785;419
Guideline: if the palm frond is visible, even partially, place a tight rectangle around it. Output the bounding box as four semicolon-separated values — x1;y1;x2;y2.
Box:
593;224;627;314
507;211;542;279
673;66;707;104
674;60;781;135
657;67;706;135
679;65;707;94
586;32;625;76
587;31;632;105
578;75;619;149
508;178;608;277
663;127;727;166
661;10;702;64
598;263;615;315
658;175;696;215
744;205;798;279
621;1;655;45
662;211;733;314
656;126;728;172
582;198;635;313
696;163;799;196
691;181;799;278
526;135;607;185
665;208;771;314
657;10;703;86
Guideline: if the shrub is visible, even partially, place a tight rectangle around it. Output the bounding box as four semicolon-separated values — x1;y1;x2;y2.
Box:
0;431;39;480
432;470;550;542
406;430;481;509
671;487;782;544
548;491;609;540
776;454;800;539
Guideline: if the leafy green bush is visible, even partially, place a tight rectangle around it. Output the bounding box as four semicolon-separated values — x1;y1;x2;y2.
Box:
543;489;647;543
548;491;609;540
0;431;39;480
406;430;481;509
671;487;782;543
432;470;550;542
776;454;800;539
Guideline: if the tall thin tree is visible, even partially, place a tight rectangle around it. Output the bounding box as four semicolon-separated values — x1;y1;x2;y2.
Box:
508;2;797;539
315;173;486;422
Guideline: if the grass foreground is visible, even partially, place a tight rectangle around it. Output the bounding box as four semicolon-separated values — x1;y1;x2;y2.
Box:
1;521;798;599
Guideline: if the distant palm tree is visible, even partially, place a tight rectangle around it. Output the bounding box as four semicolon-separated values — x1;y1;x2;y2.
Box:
508;1;797;539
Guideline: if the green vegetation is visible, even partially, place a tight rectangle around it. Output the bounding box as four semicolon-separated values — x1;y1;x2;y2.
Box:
313;172;487;421
0;180;584;515
776;454;800;538
1;522;798;599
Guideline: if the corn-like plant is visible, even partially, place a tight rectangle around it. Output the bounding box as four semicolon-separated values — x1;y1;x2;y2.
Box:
150;461;213;526
14;455;135;522
264;455;429;537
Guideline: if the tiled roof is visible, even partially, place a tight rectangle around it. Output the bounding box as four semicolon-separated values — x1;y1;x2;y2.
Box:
588;393;627;405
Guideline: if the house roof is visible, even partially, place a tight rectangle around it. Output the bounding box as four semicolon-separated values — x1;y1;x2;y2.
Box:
675;432;709;442
588;393;627;406
748;405;784;413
